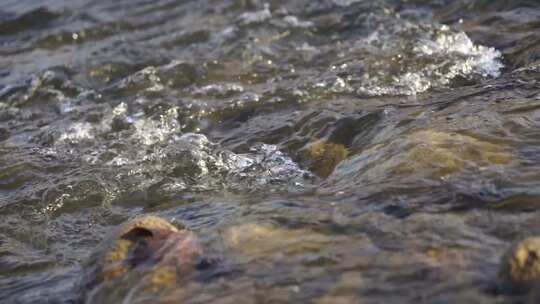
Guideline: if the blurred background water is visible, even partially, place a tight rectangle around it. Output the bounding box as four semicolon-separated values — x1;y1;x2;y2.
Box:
1;0;540;303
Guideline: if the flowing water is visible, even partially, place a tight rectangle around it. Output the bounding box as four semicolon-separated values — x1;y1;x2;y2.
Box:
1;0;540;303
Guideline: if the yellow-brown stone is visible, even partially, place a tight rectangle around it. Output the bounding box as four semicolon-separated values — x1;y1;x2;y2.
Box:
300;140;348;177
499;237;540;292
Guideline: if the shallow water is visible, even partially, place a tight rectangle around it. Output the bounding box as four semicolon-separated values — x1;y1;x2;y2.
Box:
1;0;540;303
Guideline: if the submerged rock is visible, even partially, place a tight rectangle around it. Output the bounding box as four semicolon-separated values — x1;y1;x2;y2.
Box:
80;215;203;303
330;129;514;184
499;237;540;293
411;131;510;173
299;140;348;177
391;130;513;175
224;223;336;257
315;272;365;304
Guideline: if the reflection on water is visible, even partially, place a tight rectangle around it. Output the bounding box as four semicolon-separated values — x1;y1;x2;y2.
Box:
1;0;540;303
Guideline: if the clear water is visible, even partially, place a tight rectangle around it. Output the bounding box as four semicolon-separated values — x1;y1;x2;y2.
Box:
1;0;540;303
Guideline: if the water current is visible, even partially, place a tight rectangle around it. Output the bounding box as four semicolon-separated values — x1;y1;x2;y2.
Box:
1;0;540;303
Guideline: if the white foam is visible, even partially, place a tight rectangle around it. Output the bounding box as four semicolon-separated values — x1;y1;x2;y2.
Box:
193;83;244;97
239;5;271;25
349;21;503;96
57;122;95;144
51;100;312;199
283;15;313;28
133;107;181;146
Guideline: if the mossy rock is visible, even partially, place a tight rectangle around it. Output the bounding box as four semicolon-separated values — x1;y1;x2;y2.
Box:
398;130;513;175
349;129;514;177
299;140;349;177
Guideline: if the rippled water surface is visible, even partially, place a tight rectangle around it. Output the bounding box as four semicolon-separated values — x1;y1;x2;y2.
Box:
1;0;540;303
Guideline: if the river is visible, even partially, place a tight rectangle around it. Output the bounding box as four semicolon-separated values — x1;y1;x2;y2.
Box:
1;0;540;303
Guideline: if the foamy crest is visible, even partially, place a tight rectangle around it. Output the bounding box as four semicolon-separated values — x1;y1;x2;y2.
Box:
50;102;311;204
347;21;503;96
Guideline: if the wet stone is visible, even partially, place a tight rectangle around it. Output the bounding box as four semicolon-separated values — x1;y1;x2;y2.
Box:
81;215;203;303
299;140;348;177
2;1;540;303
224;223;338;257
332;128;514;183
400;130;514;174
499;237;540;293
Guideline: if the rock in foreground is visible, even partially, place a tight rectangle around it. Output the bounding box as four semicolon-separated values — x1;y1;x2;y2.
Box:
499;237;540;293
80;215;204;303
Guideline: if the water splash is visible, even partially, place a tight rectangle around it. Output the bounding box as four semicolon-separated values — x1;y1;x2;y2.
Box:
47;102;312;208
342;21;503;96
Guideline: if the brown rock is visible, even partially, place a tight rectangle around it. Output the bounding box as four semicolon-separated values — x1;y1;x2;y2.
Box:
81;215;203;303
300;140;348;177
499;237;540;293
